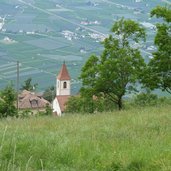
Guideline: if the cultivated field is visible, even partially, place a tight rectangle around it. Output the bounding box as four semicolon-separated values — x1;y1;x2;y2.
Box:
0;0;166;93
0;105;170;170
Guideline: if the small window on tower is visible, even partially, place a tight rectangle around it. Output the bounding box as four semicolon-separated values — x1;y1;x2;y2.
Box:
63;82;67;89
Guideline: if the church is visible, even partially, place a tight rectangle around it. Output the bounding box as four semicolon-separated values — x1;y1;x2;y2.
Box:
53;62;71;116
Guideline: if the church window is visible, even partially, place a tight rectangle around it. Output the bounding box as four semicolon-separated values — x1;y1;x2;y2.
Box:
63;82;67;89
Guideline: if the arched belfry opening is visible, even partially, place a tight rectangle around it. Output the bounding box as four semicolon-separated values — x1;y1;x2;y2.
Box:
63;82;67;89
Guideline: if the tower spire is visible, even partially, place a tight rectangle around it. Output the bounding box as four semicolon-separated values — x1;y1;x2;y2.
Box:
56;63;71;96
57;62;70;80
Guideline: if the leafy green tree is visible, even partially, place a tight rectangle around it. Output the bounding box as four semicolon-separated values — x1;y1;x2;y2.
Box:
65;96;83;113
143;6;171;94
66;95;95;113
65;95;117;114
43;86;55;103
38;104;52;116
0;85;17;117
80;18;146;110
134;90;158;107
21;78;38;91
44;104;52;115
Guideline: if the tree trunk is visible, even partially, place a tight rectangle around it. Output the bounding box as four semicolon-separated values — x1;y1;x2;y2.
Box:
118;98;122;110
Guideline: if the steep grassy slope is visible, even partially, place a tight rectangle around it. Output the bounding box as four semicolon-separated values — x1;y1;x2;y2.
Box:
0;106;170;171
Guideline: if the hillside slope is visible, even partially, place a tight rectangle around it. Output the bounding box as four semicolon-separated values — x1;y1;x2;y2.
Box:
0;106;170;170
0;0;166;93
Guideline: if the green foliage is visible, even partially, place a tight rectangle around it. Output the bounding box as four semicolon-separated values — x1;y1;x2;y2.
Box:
65;96;83;113
66;95;117;114
143;6;171;94
134;91;158;107
107;160;144;171
111;17;146;45
0;85;17;118
65;96;96;114
38;105;52;116
21;78;38;91
80;18;146;110
126;160;144;171
107;162;123;171
44;104;52;116
128;91;171;109
19;109;34;118
151;5;171;23
43;86;55;103
19;105;52;118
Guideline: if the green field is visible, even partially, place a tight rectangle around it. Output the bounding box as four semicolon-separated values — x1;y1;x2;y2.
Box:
0;105;170;171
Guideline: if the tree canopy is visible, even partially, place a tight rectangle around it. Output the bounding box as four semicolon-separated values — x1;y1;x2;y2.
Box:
0;85;17;117
43;86;55;103
143;6;171;94
80;18;146;110
21;78;38;91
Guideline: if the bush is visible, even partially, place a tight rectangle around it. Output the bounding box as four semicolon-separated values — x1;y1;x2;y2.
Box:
43;86;55;103
38;105;52;116
65;96;83;113
44;105;52;116
134;91;158;107
19;109;34;118
65;95;117;114
0;85;17;118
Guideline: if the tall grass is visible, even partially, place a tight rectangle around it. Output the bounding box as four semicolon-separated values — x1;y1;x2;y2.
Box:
0;105;170;171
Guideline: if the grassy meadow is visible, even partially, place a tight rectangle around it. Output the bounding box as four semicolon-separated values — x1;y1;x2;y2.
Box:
0;105;170;171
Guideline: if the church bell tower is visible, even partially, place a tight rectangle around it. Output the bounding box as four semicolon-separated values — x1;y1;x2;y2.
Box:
56;62;71;96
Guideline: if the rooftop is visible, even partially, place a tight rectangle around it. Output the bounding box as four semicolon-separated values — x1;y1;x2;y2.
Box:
57;63;71;80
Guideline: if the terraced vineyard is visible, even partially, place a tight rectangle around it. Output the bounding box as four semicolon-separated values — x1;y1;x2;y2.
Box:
0;0;169;94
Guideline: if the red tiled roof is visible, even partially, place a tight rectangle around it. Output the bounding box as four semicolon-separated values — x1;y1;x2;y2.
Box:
19;90;51;109
57;63;71;80
57;95;70;112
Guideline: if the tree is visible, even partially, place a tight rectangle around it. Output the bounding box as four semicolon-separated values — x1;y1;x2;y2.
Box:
38;104;52;116
80;18;146;110
43;86;55;103
65;95;117;114
0;85;17;117
143;6;171;94
21;78;38;91
65;96;83;113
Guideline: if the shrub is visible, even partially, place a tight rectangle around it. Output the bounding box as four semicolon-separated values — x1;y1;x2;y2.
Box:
65;95;117;114
65;96;83;113
134;91;158;107
0;85;17;118
19;109;34;118
38;105;52;116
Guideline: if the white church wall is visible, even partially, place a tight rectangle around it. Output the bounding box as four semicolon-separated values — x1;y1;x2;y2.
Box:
56;79;70;96
52;98;61;116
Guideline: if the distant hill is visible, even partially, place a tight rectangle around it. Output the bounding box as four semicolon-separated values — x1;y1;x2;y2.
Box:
0;0;166;94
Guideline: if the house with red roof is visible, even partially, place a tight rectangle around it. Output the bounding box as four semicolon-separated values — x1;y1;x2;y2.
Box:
53;62;71;116
18;90;51;111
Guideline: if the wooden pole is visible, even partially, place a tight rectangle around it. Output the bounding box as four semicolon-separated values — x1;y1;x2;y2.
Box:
17;61;19;114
